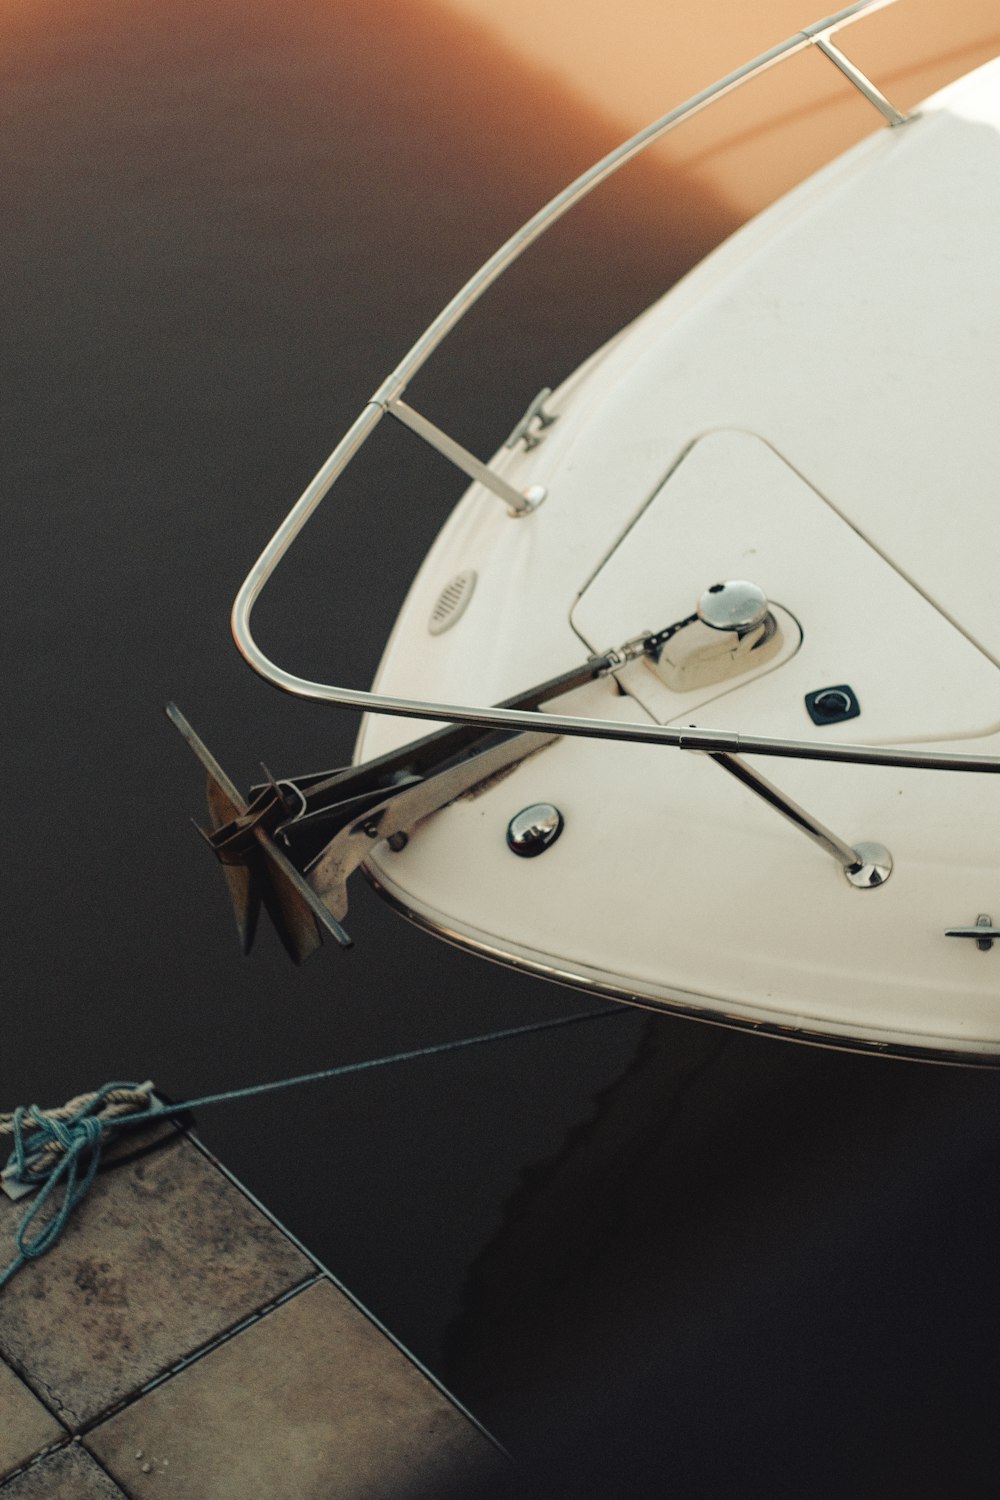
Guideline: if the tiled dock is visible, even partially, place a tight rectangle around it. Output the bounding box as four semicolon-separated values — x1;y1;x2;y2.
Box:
0;1123;511;1498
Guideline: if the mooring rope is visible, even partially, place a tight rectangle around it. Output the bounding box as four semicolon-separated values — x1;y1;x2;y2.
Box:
0;1006;623;1292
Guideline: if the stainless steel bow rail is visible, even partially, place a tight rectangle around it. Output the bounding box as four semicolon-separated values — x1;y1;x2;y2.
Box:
170;0;999;959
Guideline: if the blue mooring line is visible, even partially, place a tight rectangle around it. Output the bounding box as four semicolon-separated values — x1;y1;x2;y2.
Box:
0;1005;624;1292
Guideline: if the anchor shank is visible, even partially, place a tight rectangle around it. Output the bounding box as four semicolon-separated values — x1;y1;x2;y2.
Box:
308;729;557;920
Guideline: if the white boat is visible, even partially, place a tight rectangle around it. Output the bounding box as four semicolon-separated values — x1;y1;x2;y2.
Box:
172;0;1000;1065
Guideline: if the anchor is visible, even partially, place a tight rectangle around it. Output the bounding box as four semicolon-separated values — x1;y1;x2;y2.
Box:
167;637;646;961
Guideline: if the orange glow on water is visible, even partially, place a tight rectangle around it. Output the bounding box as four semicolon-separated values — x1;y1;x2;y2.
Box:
444;0;1000;215
4;0;998;422
0;0;740;391
6;0;997;235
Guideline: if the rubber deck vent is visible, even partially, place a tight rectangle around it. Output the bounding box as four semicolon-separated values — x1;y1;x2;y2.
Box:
428;570;477;635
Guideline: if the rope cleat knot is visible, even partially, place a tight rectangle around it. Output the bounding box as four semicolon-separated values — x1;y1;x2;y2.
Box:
0;1081;157;1292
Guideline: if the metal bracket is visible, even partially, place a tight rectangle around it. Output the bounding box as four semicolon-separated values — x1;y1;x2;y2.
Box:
307;729;557;920
946;914;998;952
504;387;559;451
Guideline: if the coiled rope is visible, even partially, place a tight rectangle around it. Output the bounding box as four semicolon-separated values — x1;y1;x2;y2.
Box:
0;1006;623;1292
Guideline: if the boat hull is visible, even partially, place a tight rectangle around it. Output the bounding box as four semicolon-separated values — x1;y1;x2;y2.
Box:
359;60;1000;1062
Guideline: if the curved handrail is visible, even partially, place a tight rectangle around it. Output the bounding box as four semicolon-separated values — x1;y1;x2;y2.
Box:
230;0;999;776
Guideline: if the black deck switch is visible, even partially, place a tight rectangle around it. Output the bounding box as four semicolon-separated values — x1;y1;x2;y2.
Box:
805;684;860;725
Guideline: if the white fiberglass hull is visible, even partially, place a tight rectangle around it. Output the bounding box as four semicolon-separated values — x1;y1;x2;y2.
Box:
358;60;1000;1062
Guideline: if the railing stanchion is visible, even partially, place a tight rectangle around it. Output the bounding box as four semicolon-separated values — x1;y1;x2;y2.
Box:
706;751;893;886
812;36;910;124
387;400;537;516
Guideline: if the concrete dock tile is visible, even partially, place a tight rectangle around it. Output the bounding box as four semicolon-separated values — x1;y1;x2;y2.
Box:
85;1278;509;1499
0;1444;127;1498
0;1137;312;1429
0;1361;64;1479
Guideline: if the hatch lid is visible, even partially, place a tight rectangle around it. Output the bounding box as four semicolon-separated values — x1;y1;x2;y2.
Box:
570;430;1000;741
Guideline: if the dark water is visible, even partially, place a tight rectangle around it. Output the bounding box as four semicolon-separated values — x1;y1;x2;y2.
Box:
4;3;1000;1495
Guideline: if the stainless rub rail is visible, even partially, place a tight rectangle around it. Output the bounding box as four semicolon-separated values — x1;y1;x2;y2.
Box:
230;0;999;779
